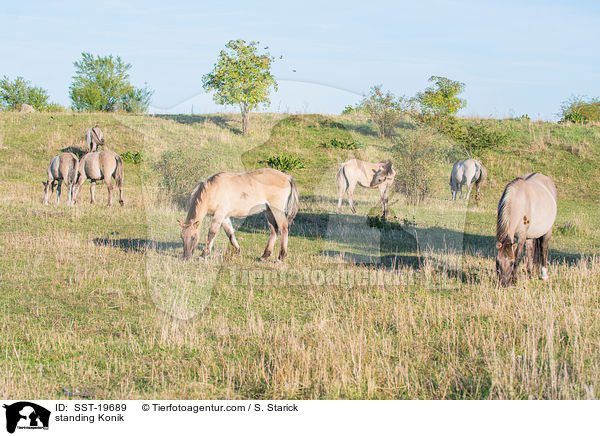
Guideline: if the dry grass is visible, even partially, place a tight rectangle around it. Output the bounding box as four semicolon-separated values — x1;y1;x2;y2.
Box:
1;112;599;399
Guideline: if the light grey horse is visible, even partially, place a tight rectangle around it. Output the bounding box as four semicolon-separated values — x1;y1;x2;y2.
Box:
85;125;104;152
336;159;396;218
450;158;487;201
43;152;79;205
73;150;124;206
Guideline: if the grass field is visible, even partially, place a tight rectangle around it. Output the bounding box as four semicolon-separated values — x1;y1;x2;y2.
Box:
1;111;599;399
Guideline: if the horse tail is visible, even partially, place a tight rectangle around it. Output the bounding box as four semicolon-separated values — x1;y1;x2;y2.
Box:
69;157;79;186
286;176;299;224
114;154;124;187
335;162;348;194
476;163;487;187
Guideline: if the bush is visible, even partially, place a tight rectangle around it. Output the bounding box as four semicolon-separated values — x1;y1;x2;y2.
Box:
262;155;305;172
324;138;360;150
0;75;51;111
428;116;510;152
560;96;600;123
359;86;408;138
121;151;144;164
393;137;433;203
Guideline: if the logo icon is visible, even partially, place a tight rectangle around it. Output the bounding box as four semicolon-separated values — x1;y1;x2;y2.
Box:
2;402;50;434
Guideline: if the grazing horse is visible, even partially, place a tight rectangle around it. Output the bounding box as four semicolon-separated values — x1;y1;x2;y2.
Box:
179;168;299;262
85;125;104;152
73;150;124;206
335;159;396;217
450;158;487;201
496;173;557;286
43;152;79;205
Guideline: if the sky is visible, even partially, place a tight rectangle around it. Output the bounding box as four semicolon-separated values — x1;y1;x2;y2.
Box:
1;0;599;119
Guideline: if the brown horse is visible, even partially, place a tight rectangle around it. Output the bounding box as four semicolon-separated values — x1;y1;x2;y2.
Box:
43;152;79;205
335;159;396;217
73;150;124;206
179;168;299;262
496;173;557;286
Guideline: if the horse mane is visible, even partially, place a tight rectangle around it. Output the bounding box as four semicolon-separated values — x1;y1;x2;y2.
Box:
185;172;222;222
496;176;523;241
379;160;393;175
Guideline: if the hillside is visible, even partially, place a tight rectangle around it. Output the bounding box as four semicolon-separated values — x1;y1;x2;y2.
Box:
1;111;600;399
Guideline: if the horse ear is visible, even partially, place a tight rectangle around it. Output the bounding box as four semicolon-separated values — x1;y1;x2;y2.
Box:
177;220;186;228
496;241;502;249
192;220;201;230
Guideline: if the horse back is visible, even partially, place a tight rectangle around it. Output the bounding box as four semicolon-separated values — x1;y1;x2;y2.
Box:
514;174;557;239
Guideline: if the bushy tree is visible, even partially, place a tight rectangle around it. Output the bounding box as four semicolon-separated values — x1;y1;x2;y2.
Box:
560;95;600;123
414;76;466;118
69;53;153;112
359;86;407;138
202;39;277;134
0;75;50;111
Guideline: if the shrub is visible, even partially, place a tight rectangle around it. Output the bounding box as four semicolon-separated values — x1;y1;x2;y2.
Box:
393;137;433;203
0;75;51;111
262;155;305;172
560;96;600;123
324;138;360;150
429;116;510;152
359;86;408;138
121;151;144;164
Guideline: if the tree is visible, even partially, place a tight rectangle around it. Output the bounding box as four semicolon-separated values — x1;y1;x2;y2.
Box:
69;53;153;112
202;39;277;134
414;76;466;118
359;86;407;138
0;75;50;111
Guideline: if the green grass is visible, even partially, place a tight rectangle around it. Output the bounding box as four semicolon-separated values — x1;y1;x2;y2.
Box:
1;111;600;399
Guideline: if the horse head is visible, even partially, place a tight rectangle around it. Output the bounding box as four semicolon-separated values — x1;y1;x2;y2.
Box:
496;239;517;286
179;220;202;260
370;161;394;186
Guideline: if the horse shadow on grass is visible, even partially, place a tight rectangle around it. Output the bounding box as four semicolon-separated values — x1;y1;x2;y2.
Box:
154;114;242;135
93;237;181;256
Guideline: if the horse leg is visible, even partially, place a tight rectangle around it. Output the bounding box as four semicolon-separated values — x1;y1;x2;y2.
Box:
90;181;96;204
271;207;289;262
465;182;472;202
525;239;534;278
222;218;240;255
201;214;224;258
540;231;552;280
379;184;389;219
56;180;62;204
260;208;278;261
337;176;347;214
43;180;52;205
347;181;357;214
118;182;124;206
512;238;526;284
104;176;113;206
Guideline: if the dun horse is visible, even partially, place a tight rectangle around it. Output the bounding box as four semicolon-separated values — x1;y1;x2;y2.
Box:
85;125;104;152
336;159;396;217
179;168;299;262
43;152;79;205
496;173;557;286
450;158;487;201
73;150;124;206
